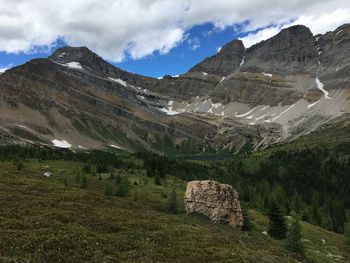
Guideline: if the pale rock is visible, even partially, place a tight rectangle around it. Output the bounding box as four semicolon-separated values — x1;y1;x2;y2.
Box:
184;180;243;228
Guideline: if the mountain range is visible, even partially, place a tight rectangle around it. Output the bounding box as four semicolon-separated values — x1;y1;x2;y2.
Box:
1;24;349;154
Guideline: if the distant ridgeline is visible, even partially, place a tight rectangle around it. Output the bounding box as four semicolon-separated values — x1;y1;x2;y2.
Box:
1;144;349;234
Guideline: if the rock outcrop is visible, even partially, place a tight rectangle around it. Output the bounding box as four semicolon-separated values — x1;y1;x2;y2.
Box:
184;180;243;228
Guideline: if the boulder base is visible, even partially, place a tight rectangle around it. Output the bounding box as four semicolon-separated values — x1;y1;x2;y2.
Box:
184;180;243;228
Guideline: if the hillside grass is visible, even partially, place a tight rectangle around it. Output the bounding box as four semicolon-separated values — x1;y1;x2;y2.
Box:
0;159;349;262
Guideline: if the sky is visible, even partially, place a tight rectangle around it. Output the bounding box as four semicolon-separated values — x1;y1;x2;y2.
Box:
0;0;349;77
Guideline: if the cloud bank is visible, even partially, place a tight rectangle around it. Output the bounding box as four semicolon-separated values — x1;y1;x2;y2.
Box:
0;0;349;61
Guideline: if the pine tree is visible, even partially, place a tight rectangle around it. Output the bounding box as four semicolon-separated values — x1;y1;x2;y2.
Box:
154;171;161;185
168;190;178;214
80;174;88;189
75;171;81;183
115;175;122;185
104;182;113;196
345;221;350;245
285;217;304;256
116;176;130;196
242;209;253;231
268;200;287;239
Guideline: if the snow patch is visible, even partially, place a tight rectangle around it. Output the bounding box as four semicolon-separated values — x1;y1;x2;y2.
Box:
255;114;266;121
307;100;320;109
336;67;339;71
207;102;222;115
58;52;66;58
110;144;121;149
272;104;296;121
108;77;127;87
159;107;181;115
78;145;86;149
260;106;269;111
17;124;27;128
335;29;343;35
316;78;331;99
239;56;245;67
202;72;208;76
51;139;72;148
65;62;83;70
263;72;272;78
220;76;226;83
236;107;257;118
157;76;163;80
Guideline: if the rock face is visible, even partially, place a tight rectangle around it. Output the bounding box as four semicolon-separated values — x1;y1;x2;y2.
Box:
184;180;243;228
189;40;245;75
241;25;318;75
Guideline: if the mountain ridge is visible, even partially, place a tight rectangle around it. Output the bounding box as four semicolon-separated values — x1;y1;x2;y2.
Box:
0;23;349;153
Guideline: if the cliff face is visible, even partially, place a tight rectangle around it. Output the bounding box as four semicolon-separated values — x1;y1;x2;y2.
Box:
0;24;349;153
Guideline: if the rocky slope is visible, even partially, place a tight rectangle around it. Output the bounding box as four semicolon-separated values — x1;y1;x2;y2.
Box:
0;24;349;153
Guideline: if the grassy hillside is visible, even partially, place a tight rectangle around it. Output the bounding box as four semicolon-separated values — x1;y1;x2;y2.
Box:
0;159;348;262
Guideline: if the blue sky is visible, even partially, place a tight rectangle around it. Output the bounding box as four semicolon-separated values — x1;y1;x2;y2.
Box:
117;23;247;77
0;23;245;78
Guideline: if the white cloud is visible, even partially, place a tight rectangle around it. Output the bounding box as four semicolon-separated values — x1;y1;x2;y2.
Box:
0;63;13;73
240;8;350;47
240;26;282;48
0;1;349;61
188;37;200;51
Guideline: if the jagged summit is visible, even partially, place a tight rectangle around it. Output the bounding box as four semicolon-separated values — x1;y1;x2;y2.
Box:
189;39;245;75
49;46;113;72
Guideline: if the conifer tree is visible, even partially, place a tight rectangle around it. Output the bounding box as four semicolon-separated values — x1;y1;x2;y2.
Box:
168;190;178;214
116;176;130;196
345;221;350;245
154;171;161;185
268;200;287;239
104;182;113;196
80;174;88;189
285;216;304;255
242;208;253;231
115;175;122;185
64;178;68;187
75;171;81;183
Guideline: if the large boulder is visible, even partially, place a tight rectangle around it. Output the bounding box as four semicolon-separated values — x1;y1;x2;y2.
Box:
184;180;243;228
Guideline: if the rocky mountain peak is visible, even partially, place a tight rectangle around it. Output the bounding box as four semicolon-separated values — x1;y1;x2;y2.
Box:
49;46;108;70
189;39;245;76
240;24;317;75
